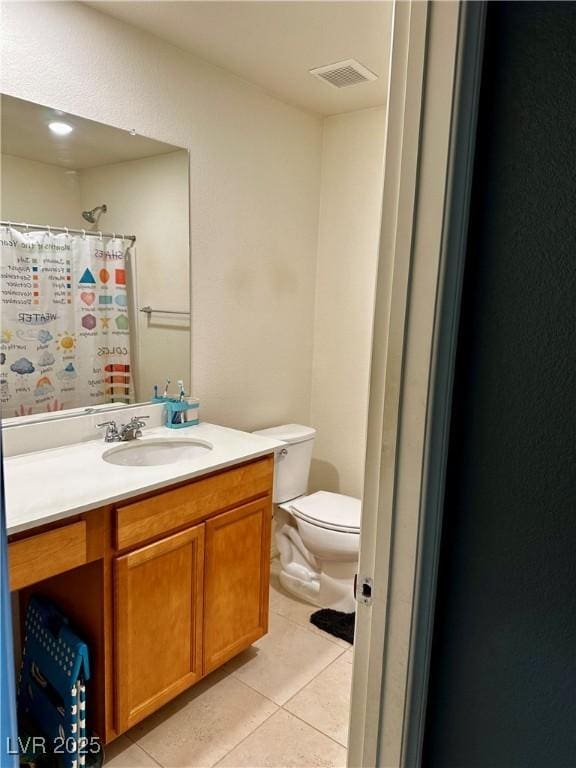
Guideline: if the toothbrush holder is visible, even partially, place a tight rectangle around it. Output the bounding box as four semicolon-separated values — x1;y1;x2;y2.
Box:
152;396;200;429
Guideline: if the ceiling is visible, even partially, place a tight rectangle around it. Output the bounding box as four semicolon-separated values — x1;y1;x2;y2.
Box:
1;94;182;169
85;1;392;116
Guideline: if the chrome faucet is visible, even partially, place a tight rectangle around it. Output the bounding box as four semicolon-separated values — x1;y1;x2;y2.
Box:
97;420;120;443
97;415;149;442
119;415;149;441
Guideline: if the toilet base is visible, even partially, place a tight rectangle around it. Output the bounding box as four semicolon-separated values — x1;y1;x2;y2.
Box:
279;570;320;604
279;562;356;613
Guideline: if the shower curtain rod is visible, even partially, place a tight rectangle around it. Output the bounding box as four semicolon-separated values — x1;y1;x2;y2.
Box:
0;221;136;243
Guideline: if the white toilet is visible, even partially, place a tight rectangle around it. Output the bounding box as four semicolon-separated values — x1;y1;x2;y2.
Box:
253;424;361;613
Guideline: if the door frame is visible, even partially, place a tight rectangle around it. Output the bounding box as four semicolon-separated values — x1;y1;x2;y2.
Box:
0;440;18;766
348;2;486;766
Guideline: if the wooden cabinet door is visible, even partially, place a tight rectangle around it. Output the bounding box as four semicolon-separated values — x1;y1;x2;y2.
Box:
115;524;204;732
204;498;272;673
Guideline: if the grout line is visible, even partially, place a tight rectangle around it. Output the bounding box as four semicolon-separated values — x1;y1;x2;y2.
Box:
226;665;283;705
300;623;351;651
212;707;349;767
222;590;351;706
281;650;350;709
226;673;282;709
280;707;350;750
123;677;279;768
110;734;163;768
211;706;279;768
228;641;345;709
269;604;351;651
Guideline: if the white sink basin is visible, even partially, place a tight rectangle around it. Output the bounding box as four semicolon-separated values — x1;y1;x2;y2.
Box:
102;438;213;467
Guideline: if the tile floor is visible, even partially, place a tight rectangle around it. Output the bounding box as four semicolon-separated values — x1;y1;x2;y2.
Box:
105;560;353;768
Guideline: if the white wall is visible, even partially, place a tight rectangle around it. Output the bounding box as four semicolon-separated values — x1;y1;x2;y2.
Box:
1;1;323;431
310;108;386;498
0;154;84;227
1;3;387;499
79;150;190;401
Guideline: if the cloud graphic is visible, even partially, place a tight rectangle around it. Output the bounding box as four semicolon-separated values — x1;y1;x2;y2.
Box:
17;329;40;342
35;384;54;396
56;362;77;381
10;357;35;375
38;330;53;344
38;351;55;367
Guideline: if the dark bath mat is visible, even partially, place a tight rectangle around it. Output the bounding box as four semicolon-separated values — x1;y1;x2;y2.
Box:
310;608;355;644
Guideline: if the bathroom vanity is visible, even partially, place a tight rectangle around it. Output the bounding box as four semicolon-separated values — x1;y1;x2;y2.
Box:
5;421;281;745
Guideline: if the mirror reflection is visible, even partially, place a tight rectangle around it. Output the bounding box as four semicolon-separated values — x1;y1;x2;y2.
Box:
0;94;190;419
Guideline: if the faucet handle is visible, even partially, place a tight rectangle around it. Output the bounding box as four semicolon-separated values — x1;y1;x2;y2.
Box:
97;420;120;442
125;414;149;438
129;415;150;427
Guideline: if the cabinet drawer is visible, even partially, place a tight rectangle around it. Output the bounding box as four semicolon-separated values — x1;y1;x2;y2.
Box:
9;522;87;591
115;456;274;551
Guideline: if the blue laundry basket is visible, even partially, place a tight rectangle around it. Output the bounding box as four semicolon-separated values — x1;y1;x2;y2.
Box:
18;596;91;768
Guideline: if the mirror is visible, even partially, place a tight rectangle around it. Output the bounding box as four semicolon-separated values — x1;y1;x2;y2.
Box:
0;94;190;422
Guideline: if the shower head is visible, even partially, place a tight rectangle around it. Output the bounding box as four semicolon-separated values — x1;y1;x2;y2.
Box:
82;204;107;224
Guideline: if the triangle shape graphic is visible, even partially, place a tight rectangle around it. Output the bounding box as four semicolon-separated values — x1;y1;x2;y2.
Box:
79;268;96;285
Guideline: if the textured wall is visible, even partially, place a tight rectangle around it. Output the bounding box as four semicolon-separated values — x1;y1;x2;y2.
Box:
309;108;385;498
1;1;322;430
424;3;576;765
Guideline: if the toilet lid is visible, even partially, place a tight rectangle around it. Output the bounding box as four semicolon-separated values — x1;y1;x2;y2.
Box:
290;491;361;533
253;423;316;444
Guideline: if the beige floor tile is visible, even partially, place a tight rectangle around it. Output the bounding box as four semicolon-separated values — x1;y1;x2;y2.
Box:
103;735;160;767
130;671;277;767
284;654;352;746
216;709;347;768
225;613;344;705
269;569;351;650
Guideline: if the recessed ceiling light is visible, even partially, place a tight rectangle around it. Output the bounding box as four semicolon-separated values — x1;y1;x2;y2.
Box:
49;121;73;136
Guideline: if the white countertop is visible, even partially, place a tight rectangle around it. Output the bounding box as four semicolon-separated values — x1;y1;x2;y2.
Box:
5;423;283;536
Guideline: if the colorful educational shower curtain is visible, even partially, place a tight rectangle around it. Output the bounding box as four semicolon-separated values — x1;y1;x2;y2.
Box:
0;227;134;418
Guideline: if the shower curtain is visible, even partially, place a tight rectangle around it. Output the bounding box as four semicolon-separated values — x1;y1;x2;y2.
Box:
0;227;134;418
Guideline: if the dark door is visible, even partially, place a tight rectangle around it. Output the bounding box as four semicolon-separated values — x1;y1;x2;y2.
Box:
423;3;576;766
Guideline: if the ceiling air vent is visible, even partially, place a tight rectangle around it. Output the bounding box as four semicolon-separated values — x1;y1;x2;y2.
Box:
309;59;378;89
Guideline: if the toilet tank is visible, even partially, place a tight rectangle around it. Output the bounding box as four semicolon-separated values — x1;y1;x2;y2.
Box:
252;424;316;503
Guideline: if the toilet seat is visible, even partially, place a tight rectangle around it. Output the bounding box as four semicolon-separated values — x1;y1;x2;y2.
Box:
288;491;361;534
